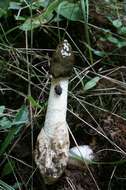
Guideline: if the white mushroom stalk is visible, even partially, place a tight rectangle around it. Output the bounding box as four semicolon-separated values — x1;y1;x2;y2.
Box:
34;78;69;184
34;39;74;184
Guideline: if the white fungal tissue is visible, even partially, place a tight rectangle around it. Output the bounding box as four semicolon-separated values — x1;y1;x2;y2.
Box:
61;39;71;58
69;145;94;162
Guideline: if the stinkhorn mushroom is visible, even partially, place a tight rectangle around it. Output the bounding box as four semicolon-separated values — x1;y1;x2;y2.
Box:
34;40;94;185
34;39;74;184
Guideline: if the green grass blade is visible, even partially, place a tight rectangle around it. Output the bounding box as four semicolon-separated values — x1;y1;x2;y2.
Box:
0;180;15;190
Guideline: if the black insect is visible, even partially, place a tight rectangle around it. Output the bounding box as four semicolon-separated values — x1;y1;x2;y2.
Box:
54;85;62;95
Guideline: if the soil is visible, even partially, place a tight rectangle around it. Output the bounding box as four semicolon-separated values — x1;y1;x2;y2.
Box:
5;110;125;190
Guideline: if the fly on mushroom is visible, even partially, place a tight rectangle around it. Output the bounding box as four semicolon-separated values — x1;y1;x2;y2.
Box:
54;85;62;95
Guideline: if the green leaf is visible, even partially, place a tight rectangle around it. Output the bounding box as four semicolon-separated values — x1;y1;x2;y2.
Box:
84;77;100;91
2;160;15;177
32;0;50;9
0;0;9;10
0;180;15;190
0;106;29;155
13;105;29;125
0;106;5;114
93;50;106;57
28;96;41;109
0;117;12;130
116;40;126;48
20;0;62;31
106;34;126;48
9;2;22;10
119;26;126;35
0;127;19;155
112;19;122;28
0;8;7;18
0;0;8;17
107;35;119;44
57;1;82;21
84;42;106;57
0;107;12;130
15;15;26;21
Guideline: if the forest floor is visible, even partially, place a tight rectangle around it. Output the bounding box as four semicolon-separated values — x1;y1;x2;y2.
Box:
0;0;126;190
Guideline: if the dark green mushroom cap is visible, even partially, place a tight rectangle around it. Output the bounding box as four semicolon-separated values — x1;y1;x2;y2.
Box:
50;39;74;79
